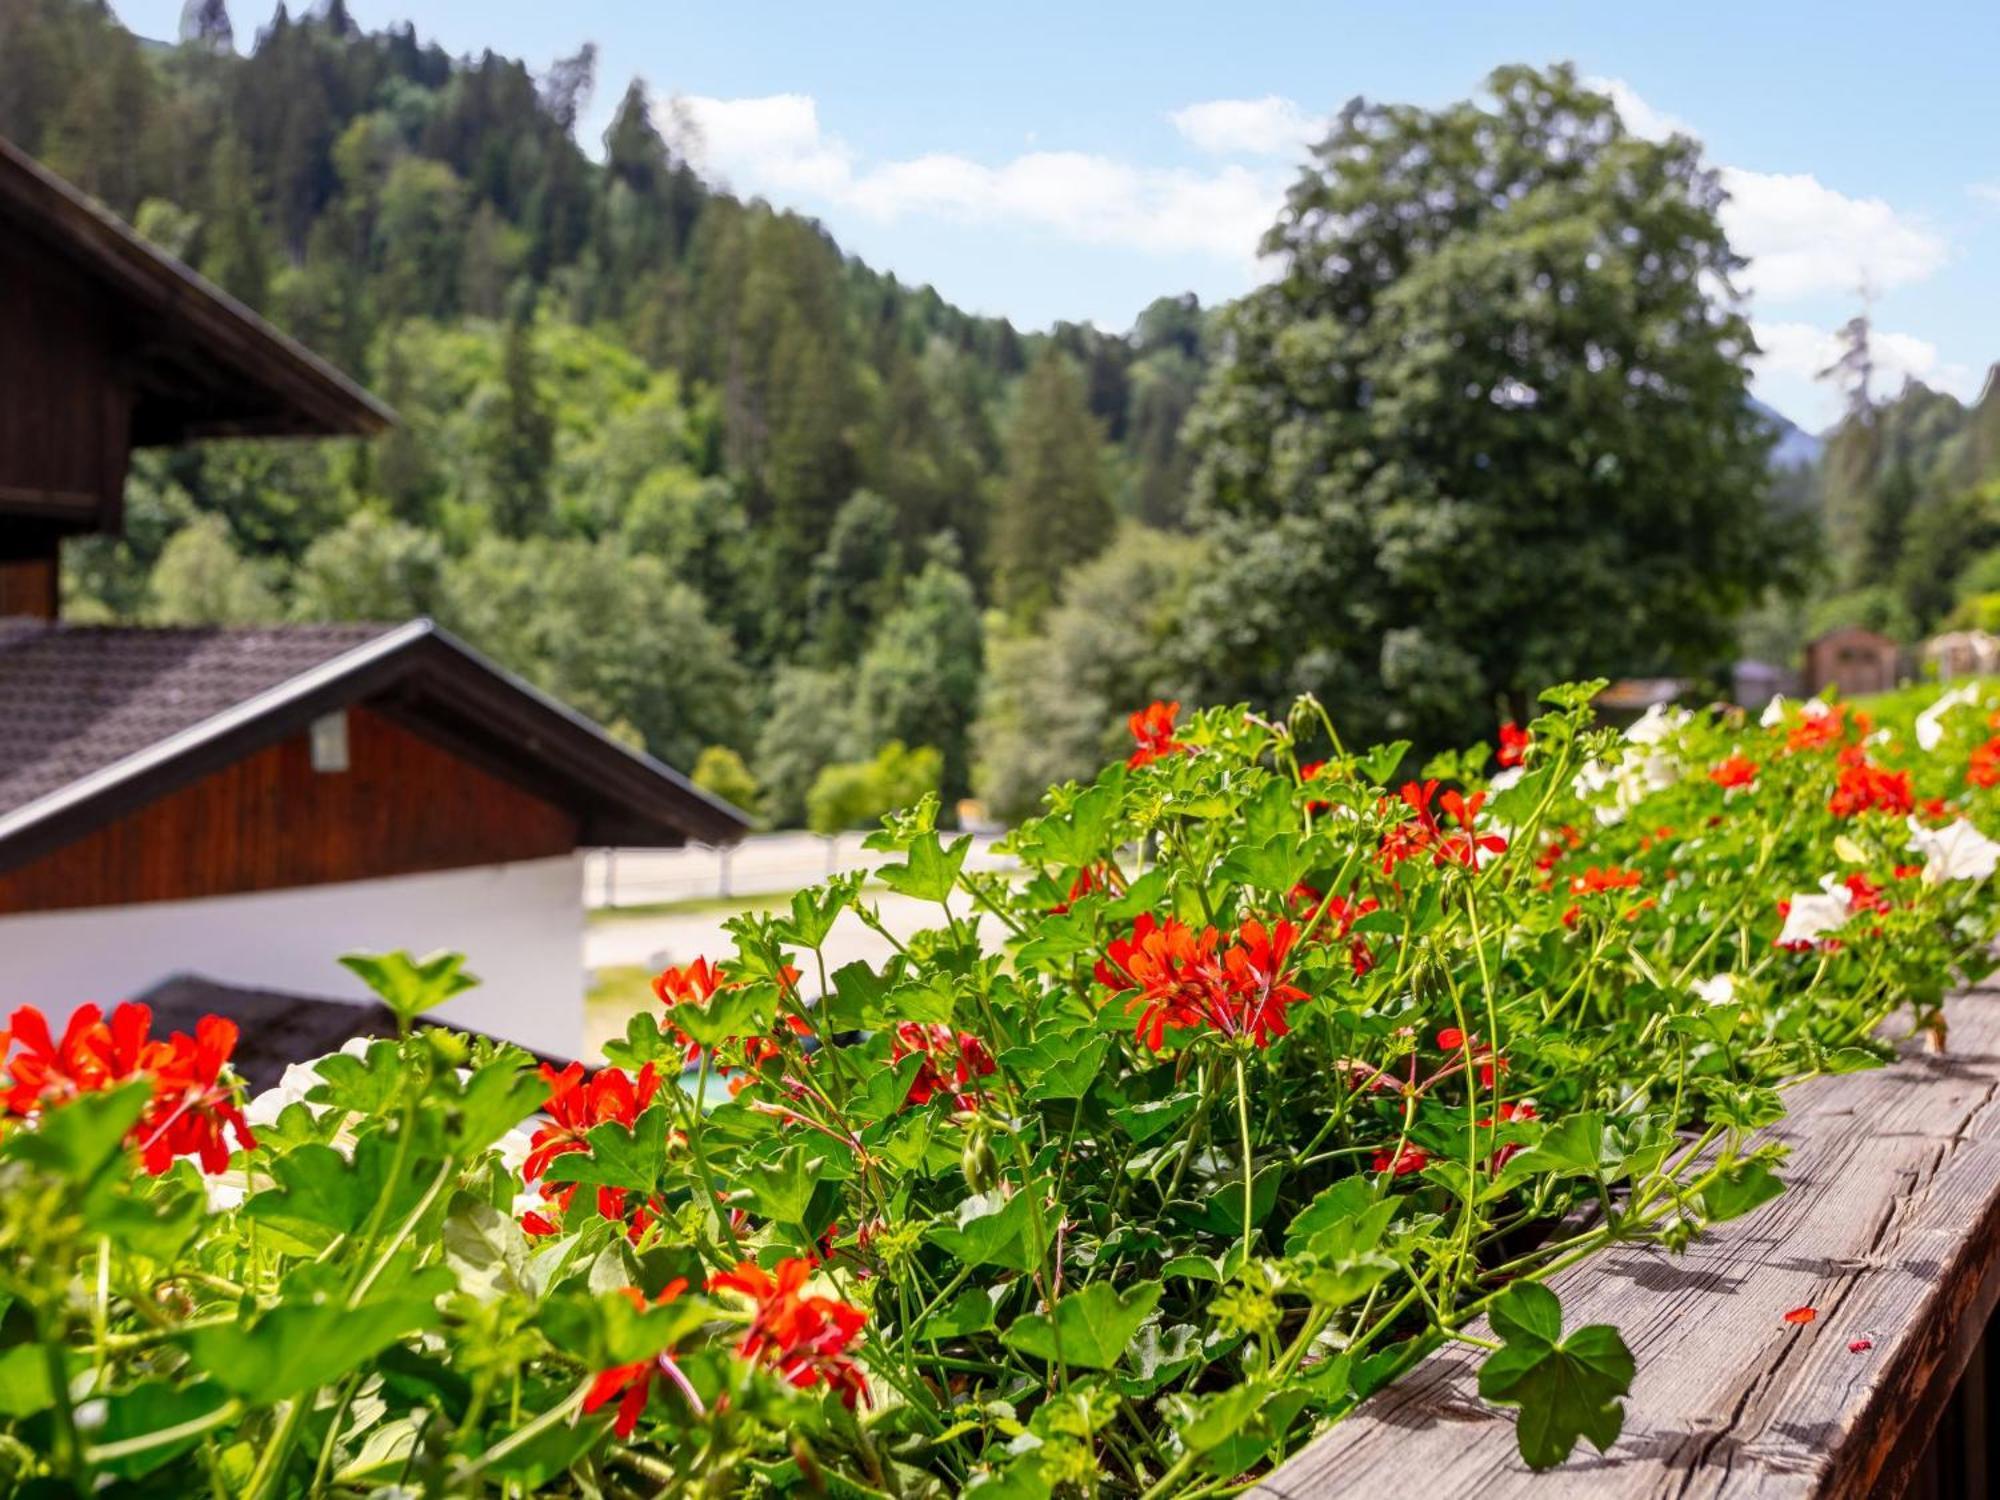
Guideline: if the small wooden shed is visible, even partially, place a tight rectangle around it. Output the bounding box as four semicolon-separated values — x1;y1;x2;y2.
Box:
1803;626;1904;699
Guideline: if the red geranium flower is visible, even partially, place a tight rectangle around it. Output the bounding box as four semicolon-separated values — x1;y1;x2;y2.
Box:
709;1257;870;1407
583;1282;696;1437
1;1003;253;1175
888;1023;995;1109
136;1015;256;1174
522;1062;661;1182
1497;721;1530;768
1372;1146;1429;1176
1969;736;2000;789
1709;754;1758;790
1049;861;1124;915
1828;755;1914;819
1126;700;1189;769
1096;914;1308;1050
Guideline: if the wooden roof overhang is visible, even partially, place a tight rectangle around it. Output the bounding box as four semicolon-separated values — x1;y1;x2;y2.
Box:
0;620;748;875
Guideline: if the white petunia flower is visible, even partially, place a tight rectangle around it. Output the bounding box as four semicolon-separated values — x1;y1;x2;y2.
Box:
1908;817;2000;884
1690;974;1736;1006
1488;765;1525;794
1777;879;1853;948
1916;684;1982;752
1625;703;1687;746
1759;695;1789;728
1802;698;1833;721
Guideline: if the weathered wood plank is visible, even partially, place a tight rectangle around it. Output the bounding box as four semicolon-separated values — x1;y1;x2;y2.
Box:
1255;986;2000;1498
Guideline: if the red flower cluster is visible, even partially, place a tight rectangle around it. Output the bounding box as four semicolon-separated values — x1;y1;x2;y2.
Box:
583;1282;695;1437
709;1257;869;1407
652;958;811;1076
1497;721;1530;768
1786;704;1864;754
1378;782;1507;874
1969;736;2000;790
1095;914;1308;1051
1709;754;1758;790
1561;866;1648;928
1126;700;1189;770
519;1061;665;1240
888;1023;995;1109
1828;751;1914;819
1;1003;253;1174
1372;1145;1429;1176
1292;885;1382;976
1049;861;1124;915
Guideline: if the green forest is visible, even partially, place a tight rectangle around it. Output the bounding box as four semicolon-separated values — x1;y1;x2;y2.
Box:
6;0;1998;829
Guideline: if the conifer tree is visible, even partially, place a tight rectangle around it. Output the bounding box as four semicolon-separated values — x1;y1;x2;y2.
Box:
993;349;1115;621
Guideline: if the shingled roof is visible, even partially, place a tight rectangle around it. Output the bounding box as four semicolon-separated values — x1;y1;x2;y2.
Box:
0;619;749;872
138;974;570;1091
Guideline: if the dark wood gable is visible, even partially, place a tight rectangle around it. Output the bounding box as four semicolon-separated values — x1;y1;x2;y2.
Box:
0;137;391;618
0;707;578;915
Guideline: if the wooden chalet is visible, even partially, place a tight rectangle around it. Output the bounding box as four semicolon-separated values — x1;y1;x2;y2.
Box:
0;140;746;1056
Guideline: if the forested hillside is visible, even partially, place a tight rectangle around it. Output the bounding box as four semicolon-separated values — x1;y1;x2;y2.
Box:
1;4;1804;825
1;0;1213;822
1780;325;2000;649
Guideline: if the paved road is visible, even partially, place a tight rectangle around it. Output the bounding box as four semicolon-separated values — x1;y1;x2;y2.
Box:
584;831;1012;910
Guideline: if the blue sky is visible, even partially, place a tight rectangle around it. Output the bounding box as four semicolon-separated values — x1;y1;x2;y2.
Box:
118;1;2000;429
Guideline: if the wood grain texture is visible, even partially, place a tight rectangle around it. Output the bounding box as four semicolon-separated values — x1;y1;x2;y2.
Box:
1254;983;2000;1499
0;706;578;913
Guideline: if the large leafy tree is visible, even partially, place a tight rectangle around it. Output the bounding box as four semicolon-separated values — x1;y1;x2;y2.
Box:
1182;64;1787;744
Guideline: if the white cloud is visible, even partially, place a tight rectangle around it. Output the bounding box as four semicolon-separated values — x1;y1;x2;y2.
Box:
1169;96;1322;157
1587;81;1949;305
674;92;1287;272
1970;181;2000;207
1753;319;1980;425
1721;167;1950;302
1585;76;1694;143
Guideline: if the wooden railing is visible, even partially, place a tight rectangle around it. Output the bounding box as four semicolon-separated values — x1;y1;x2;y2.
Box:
1253;981;2000;1498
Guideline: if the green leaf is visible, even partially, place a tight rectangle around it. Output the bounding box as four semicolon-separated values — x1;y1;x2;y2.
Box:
740;1143;827;1227
1029;781;1120;868
338;950;479;1024
1216;833;1311;895
306;1039;405;1114
1171;1161;1284;1237
1003;1280;1162;1370
876;832;972;903
81;1378;234;1478
1000;1031;1110;1100
1509;1111;1615;1182
541;1104;674;1198
1284;1178;1390;1259
926;1185;1048;1272
919;1286;999;1340
1700;1160;1784;1224
443;1193;539;1300
241;1133;439;1254
187;1285;445;1400
664;980;779;1047
1109;1094;1199;1145
1359;741;1411;787
0;1344;53;1418
777;874;861;949
1477;1283;1634;1471
2;1081;148;1182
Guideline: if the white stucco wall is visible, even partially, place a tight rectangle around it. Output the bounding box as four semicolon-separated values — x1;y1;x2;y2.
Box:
0;854;586;1058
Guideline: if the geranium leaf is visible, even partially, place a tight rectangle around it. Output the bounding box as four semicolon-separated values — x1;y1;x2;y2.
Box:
1003;1280;1163;1370
927;1184;1049;1272
1478;1283;1634;1470
1700;1160;1785;1224
187;1279;447;1399
542;1103;674;1197
339;950;479;1024
876;832;972;904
